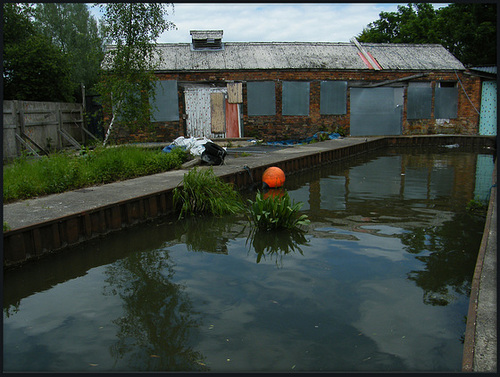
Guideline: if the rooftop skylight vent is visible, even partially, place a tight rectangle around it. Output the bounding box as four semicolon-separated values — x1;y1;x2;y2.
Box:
190;30;224;51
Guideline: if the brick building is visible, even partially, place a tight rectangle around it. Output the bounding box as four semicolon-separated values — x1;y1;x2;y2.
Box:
108;30;482;143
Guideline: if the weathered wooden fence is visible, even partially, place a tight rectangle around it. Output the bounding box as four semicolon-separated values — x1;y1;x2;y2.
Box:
3;100;99;160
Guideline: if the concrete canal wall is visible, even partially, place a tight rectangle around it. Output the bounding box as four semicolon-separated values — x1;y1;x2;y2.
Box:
3;135;495;269
462;156;497;372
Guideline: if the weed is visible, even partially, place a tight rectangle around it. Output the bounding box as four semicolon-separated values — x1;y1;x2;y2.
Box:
466;198;487;215
173;167;244;219
3;222;11;232
247;190;310;231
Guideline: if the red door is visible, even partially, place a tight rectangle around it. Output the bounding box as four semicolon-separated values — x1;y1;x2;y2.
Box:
225;100;240;138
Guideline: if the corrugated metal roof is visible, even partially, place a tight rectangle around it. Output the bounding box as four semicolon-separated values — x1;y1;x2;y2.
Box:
469;66;497;75
105;42;466;72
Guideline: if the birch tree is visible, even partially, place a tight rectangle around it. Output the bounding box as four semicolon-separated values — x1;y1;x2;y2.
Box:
96;3;176;146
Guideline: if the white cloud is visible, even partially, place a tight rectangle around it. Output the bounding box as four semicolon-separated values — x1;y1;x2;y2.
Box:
90;3;449;44
158;3;404;43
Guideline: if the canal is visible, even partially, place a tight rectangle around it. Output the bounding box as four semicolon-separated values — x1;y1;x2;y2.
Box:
3;146;495;372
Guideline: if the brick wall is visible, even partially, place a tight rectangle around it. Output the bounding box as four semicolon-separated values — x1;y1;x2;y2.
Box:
107;69;481;144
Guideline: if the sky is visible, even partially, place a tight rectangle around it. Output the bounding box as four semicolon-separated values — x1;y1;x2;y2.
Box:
89;3;449;44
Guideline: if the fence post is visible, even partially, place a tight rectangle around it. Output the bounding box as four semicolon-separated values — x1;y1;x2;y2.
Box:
17;101;26;157
56;104;63;149
12;101;21;158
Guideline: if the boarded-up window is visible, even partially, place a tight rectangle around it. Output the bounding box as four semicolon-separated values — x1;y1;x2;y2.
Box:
435;83;458;119
210;92;226;133
247;81;276;116
407;82;432;119
320;81;347;115
282;81;310;116
227;82;243;103
150;80;179;122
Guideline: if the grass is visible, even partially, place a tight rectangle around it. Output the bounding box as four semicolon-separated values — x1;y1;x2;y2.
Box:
3;146;187;203
173;167;245;219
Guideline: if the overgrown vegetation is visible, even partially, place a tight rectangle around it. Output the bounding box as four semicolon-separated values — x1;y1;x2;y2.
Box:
3;146;187;203
247;191;310;231
466;198;488;216
173;167;245;219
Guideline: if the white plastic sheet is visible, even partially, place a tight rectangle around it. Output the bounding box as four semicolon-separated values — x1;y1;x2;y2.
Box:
170;136;212;156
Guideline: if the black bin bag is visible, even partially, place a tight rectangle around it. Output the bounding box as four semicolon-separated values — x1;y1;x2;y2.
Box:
201;142;227;166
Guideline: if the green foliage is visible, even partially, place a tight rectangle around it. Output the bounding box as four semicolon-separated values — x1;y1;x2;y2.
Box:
436;3;496;67
247;191;310;231
32;3;105;100
334;126;347;137
3;4;75;102
3;147;187;203
96;3;176;142
3;222;11;232
466;198;488;216
357;3;496;66
173;168;244;219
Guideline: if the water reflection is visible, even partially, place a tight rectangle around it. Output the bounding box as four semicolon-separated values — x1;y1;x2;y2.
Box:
285;149;492;308
171;216;247;254
103;249;208;371
402;211;485;306
247;228;309;266
3;147;494;372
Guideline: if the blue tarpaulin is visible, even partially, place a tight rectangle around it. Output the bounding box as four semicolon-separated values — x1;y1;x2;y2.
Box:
262;132;341;146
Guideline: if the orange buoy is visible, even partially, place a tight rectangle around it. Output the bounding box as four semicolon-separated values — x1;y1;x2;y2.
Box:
262;167;285;188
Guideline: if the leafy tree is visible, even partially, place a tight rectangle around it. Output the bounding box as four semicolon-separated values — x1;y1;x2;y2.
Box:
3;3;75;102
436;3;497;67
357;2;496;66
32;3;105;100
95;3;176;145
358;3;440;44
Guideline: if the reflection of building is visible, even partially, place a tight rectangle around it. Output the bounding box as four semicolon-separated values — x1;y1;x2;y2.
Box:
292;150;494;234
474;154;496;202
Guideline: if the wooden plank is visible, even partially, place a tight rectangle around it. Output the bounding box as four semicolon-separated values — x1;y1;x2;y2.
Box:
227;82;243;103
210;92;225;133
225;100;240;138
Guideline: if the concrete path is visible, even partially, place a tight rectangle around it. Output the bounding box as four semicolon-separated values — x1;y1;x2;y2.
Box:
3;137;370;230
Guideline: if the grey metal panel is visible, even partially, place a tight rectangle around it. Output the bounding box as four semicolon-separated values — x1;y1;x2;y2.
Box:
407;82;432;119
247;81;276;116
350;87;402;136
150;80;179;122
320;81;347;115
435;87;458;119
282;81;310;116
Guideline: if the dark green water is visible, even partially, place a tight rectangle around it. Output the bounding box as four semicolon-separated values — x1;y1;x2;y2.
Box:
3;147;495;372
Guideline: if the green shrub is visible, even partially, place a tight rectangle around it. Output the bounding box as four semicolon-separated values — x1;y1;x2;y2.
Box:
247;191;310;231
173;167;244;219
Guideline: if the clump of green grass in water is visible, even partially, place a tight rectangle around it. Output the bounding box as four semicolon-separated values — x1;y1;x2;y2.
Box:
466;198;488;216
173;167;245;219
247;190;310;231
3;146;187;203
